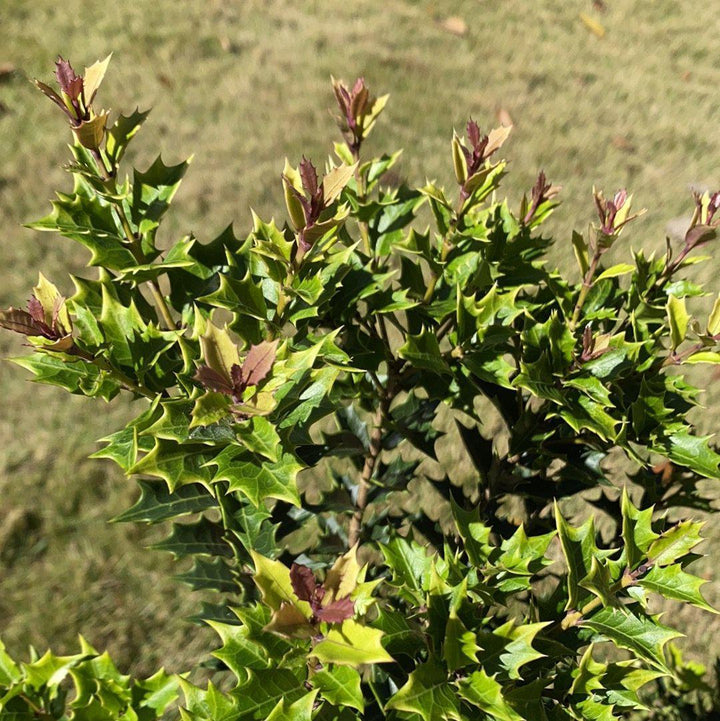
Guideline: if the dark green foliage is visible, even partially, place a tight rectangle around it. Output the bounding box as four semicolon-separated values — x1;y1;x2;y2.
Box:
2;57;720;720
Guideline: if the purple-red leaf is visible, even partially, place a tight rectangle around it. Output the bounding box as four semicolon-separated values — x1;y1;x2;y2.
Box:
230;363;246;395
316;598;355;623
27;296;46;325
34;80;73;116
194;365;234;396
241;339;278;388
55;57;83;101
685;224;717;249
299;156;319;197
466;118;481;149
290;563;316;603
0;308;42;336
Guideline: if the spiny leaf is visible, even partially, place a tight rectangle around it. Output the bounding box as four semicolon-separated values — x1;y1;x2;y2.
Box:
582;607;681;673
312;666;364;711
639;564;717;613
250;551;310;616
313;619;393;667
646;520;705;567
242;340;278;387
199;320;240;383
621;488;658;568
112;481;215;524
457;669;524;721
386;660;460;721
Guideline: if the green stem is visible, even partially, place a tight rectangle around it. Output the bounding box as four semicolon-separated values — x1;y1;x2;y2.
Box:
423;196;465;305
92;153;177;331
570;250;602;330
353;151;372;257
560;565;643;630
73;348;155;398
212;483;246;577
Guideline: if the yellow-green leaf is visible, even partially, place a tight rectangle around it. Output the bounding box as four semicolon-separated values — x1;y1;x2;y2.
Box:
313;620;393;667
666;294;689;349
83;54;112;105
73;111;109;150
322;162;357;205
596;263;635;281
200;320;240;381
250;551;311;616
708;294;720;335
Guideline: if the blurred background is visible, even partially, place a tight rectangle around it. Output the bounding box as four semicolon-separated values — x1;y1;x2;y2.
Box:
2;0;720;677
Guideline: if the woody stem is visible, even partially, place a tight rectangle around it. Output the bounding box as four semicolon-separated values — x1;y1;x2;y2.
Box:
348;379;395;547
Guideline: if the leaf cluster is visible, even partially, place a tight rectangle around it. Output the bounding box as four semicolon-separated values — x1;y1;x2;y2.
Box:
3;57;720;720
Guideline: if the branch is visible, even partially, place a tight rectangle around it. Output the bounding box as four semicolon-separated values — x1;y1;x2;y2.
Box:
348;376;395;547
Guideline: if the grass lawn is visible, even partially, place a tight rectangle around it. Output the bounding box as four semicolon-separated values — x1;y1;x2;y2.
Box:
2;0;720;675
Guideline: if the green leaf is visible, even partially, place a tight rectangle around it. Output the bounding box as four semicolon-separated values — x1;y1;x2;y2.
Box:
191;391;231;427
579;557;616;607
312;666;364;711
235;416;281;462
666;294;689;349
266;691;317;721
11;352;123;400
250;551;309;615
372;609;426;659
659;431;720;479
555;504;601;610
113;481;215;524
582;607;681;672
386;660;461;721
380;537;431;604
134;668;180;717
708;294;720;335
646;520;704;567
0;640;20;685
323;163;357;205
199;320;240;382
443;612;480;671
639;564;716;613
209;621;270;674
130;440;214;491
497;525;555;576
572;231;589;276
596;263;635;281
106;108;150;165
457;669;524;721
398;329;449;375
475;620;547;680
209;448;301;507
313;620;393;667
685;351;720;364
621;488;657;568
152;518;230;558
199;273;268;322
27;182;136;269
175;557;237;593
230;671;306;720
132;155;191;237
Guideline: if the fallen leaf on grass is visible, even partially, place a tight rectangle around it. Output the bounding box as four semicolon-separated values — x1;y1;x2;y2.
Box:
439;16;468;37
579;13;605;37
612;135;635;153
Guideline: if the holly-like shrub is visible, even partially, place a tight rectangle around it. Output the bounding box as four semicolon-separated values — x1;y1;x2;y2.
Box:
2;55;720;720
